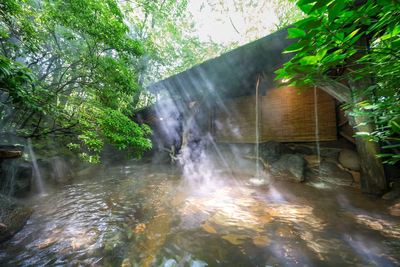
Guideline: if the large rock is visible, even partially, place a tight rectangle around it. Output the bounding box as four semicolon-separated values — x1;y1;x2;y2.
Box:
338;149;361;171
0;145;24;159
0;150;22;159
270;154;306;182
317;161;354;187
0;194;32;242
259;141;293;163
0;159;32;197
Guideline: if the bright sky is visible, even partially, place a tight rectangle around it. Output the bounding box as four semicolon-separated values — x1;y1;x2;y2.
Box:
187;0;280;46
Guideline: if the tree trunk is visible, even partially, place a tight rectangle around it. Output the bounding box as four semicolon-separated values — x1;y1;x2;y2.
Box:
316;76;387;195
349;114;387;195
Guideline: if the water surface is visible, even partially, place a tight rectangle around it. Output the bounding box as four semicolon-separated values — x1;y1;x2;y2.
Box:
1;161;399;266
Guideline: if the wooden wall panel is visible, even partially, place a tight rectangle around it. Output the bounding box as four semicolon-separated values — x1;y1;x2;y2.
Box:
213;87;337;143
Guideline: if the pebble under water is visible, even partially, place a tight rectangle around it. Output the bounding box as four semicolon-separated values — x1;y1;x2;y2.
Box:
1;162;400;267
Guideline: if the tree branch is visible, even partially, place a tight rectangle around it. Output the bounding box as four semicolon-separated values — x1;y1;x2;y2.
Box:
313;76;352;103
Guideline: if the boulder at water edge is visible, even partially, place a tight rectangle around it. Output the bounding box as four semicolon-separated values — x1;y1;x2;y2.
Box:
270;154;306;183
0;159;33;197
338;149;361;171
318;161;354;187
0;194;32;242
259;141;293;163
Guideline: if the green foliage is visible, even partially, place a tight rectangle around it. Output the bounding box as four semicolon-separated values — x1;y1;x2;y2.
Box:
351;93;400;164
278;0;400;164
98;108;152;152
0;0;153;162
122;0;225;84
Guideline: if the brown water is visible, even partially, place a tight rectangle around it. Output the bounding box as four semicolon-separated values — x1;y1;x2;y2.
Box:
1;161;400;267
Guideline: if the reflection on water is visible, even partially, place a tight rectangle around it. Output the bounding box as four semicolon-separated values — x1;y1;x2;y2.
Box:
1;162;400;266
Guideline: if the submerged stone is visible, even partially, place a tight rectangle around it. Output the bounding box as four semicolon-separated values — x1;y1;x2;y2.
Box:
221;234;247;245
252;235;270;247
201;222;217;234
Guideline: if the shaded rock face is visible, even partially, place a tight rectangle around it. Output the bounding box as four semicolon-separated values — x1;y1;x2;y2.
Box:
259;141;293;163
0;194;32;242
0;159;32;197
270;154;306;183
338;149;360;171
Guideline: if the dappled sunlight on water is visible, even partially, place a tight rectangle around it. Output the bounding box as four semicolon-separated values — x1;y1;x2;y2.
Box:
1;162;400;266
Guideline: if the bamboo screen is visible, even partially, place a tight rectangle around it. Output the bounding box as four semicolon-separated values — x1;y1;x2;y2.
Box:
212;87;337;143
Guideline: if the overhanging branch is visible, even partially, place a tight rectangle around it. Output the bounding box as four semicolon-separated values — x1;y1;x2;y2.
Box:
313;76;352;103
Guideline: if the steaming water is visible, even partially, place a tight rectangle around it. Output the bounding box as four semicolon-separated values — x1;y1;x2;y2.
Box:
249;77;266;186
255;77;260;178
27;138;46;195
1;161;400;266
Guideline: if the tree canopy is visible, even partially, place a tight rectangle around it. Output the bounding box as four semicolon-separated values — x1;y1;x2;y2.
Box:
0;0;226;162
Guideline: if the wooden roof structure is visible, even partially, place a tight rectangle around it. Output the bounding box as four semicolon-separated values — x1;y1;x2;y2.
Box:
147;28;295;101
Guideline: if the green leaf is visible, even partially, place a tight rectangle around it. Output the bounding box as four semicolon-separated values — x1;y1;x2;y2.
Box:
328;1;347;21
294;17;321;29
298;3;315;13
355;132;371;137
299;55;319;65
381;25;400;40
298;0;317;5
288;28;307;38
344;28;361;42
390;120;400;131
382;144;400;149
283;42;305;53
316;49;327;59
309;0;333;13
